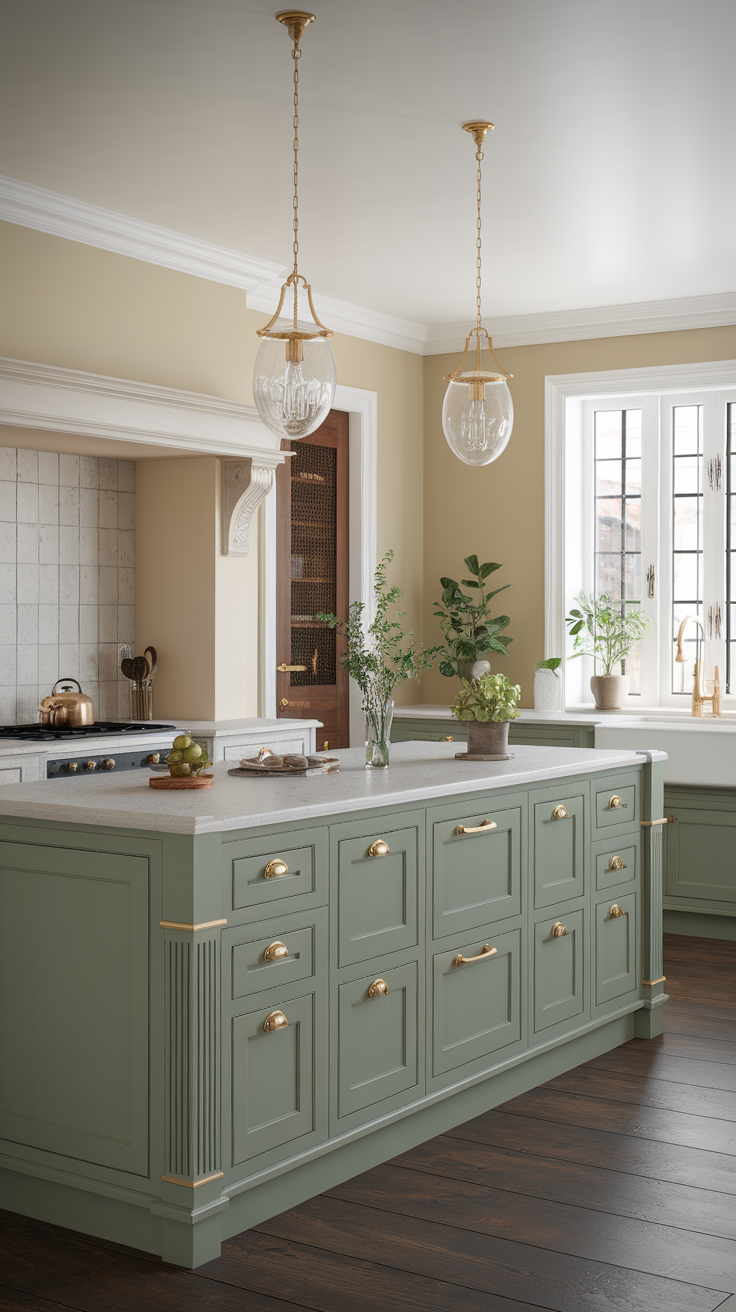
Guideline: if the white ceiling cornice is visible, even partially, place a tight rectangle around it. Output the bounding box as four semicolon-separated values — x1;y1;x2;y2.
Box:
1;176;734;357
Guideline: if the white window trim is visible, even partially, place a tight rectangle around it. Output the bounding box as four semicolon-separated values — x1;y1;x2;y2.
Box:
545;360;736;710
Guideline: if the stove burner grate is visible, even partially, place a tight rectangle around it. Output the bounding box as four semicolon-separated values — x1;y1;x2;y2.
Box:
0;721;177;742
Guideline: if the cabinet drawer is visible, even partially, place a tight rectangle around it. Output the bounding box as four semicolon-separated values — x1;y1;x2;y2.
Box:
665;804;736;905
593;772;640;834
431;801;523;939
223;736;308;761
230;990;323;1168
334;815;421;967
533;908;585;1034
335;959;420;1131
432;926;522;1078
225;907;326;1001
532;787;586;909
593;836;639;892
226;827;328;916
594;891;637;1006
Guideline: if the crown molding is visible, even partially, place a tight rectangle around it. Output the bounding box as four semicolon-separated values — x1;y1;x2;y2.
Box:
424;291;736;355
246;281;428;355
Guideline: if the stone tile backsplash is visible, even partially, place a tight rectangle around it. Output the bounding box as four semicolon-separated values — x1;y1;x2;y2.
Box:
0;449;135;724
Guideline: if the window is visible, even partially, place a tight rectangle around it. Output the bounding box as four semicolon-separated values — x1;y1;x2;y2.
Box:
561;377;736;709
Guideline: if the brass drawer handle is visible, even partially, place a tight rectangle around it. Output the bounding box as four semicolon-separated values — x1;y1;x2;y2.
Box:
550;922;568;937
367;978;389;998
607;794;627;810
264;858;288;879
608;904;627;918
368;839;390;858
441;735;454;741
264;940;288;961
263;1009;288;1031
452;943;498;968
551;805;569;820
606;855;627;872
454;818;497;836
277;663;307;672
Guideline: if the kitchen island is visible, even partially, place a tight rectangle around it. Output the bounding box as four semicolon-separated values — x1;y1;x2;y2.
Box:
0;741;667;1267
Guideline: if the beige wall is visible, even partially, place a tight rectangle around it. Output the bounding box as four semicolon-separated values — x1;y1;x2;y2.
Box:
421;326;736;707
0;220;425;718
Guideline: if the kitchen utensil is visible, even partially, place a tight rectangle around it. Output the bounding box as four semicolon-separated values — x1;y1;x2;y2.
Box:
38;679;95;728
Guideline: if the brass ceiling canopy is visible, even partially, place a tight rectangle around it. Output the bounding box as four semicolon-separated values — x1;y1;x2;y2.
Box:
275;11;316;45
462;121;494;150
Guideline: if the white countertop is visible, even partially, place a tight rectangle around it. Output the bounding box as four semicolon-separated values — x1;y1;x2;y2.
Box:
0;740;664;837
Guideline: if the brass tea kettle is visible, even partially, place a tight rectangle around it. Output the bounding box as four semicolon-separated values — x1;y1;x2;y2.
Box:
38;679;95;728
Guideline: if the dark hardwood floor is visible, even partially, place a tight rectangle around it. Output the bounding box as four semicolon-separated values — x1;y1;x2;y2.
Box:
2;932;735;1312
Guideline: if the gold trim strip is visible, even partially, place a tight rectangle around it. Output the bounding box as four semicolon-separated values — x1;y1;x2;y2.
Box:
159;919;227;932
640;817;675;827
161;1171;224;1189
642;976;667;986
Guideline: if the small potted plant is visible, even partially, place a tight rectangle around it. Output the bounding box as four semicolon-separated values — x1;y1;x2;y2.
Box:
318;550;442;768
566;593;651;709
433;555;512;681
450;671;521;761
534;657;562;711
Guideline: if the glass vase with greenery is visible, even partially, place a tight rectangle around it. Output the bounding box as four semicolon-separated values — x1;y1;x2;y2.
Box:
565;593;651;675
433;555;512;679
318;550;441;767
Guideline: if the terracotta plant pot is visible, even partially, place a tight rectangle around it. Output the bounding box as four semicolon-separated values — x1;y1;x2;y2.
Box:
590;674;629;710
463;719;510;760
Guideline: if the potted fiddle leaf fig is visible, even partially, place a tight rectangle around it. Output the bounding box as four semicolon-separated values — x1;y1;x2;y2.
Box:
433;555;512;680
566;593;650;709
450;671;521;761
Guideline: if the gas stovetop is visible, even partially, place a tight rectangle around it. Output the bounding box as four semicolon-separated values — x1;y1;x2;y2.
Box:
0;721;177;742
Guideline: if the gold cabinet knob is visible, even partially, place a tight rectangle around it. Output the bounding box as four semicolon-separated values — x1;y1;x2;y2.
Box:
551;805;569;820
606;855;627;872
550;921;568;937
452;943;498;968
263;1009;288;1031
608;904;627;918
264;940;289;961
368;839;390;858
608;794;627;810
441;735;454;742
323;741;329;751
264;858;288;879
366;978;389;998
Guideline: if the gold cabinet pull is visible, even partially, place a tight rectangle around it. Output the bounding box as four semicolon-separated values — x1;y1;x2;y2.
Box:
608;794;627;810
277;663;307;672
263;1009;288;1031
264;940;289;961
608;904;627;918
454;818;497;836
551;805;569;820
452;943;498;968
368;839;390;857
550;922;568;937
366;977;389;998
264;858;288;879
441;735;454;742
606;855;627;872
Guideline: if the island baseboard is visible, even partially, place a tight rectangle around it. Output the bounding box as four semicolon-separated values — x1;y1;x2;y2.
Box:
663;909;736;940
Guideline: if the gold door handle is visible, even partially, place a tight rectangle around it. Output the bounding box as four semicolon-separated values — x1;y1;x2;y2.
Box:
263;1010;288;1031
606;855;627;872
277;663;307;672
280;698;290;708
452;943;498;968
264;858;288;879
366;978;389;998
368;839;390;857
454;818;497;836
608;794;627;810
608;904;627;918
264;940;289;961
550;922;568;937
551;805;569;820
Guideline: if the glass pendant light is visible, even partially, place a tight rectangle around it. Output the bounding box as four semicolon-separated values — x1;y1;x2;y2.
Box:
253;11;336;440
442;122;514;466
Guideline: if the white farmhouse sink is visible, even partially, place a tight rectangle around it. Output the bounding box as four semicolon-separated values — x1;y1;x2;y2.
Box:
594;717;736;787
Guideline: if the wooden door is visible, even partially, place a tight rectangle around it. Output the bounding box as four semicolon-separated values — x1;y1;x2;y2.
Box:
276;411;349;749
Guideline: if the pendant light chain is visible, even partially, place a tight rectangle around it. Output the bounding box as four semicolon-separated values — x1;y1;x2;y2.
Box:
291;36;301;327
475;143;483;360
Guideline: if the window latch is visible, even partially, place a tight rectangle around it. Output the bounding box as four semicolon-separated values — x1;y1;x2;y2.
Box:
716;603;722;639
646;565;655;599
708;456;723;491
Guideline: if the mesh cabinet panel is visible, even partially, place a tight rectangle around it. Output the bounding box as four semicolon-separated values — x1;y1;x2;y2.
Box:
290;443;337;688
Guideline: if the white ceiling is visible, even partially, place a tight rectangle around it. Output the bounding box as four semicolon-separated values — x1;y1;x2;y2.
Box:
3;0;736;327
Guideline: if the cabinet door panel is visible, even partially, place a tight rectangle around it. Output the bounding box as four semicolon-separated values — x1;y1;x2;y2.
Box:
593;772;641;835
227;827;328;916
336;960;419;1126
665;805;736;905
336;820;420;967
532;790;586;909
432;926;521;1077
432;804;523;939
231;992;315;1166
533;908;584;1033
226;907;326;1001
595;891;637;1005
594;837;639;892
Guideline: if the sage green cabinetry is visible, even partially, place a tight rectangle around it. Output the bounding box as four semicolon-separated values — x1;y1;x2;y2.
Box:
531;784;586;908
431;924;523;1081
391;714;596;750
429;797;524;939
226;825;328;916
594;890;638;1008
664;787;736;918
332;813;421;967
533;906;586;1035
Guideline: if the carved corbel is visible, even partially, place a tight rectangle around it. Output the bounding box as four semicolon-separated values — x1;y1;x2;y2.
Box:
220;458;274;556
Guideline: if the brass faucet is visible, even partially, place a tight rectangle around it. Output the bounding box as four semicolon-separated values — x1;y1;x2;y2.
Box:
675;615;722;716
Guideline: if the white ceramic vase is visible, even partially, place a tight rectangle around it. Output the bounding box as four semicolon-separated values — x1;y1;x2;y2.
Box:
590;673;629;710
457;658;491;681
533;668;562;711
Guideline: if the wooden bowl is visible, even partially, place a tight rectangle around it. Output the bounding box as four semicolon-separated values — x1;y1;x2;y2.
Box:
149;774;214;790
